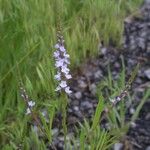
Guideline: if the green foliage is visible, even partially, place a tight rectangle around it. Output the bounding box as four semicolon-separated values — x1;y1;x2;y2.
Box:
97;61;149;141
131;88;150;123
0;0;144;149
76;120;119;150
61;93;68;149
91;93;104;130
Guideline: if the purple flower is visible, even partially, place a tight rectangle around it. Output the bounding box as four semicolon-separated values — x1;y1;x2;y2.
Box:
65;74;72;79
20;83;36;115
65;87;72;94
60;81;67;88
55;59;64;68
54;51;60;58
59;46;66;52
28;101;35;107
53;35;72;95
61;65;70;74
54;72;61;81
26;108;31;115
64;52;70;58
55;86;61;91
26;100;35;115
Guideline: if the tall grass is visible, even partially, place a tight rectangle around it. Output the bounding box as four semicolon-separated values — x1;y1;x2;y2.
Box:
0;0;143;148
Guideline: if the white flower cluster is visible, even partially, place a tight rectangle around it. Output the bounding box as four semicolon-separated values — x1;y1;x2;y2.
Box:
53;42;72;94
26;101;36;115
109;90;128;105
20;84;36;115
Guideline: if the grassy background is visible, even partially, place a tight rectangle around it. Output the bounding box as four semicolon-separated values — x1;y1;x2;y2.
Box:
0;0;143;149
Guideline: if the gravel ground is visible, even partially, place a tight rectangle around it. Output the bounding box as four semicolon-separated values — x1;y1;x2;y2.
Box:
49;44;149;149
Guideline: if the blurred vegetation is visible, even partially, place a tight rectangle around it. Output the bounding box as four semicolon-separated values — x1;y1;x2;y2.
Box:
0;0;143;149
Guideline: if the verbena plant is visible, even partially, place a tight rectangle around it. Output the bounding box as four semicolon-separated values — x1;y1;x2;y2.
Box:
0;0;145;149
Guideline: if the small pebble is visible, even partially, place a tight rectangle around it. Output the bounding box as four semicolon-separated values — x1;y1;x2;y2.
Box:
130;107;135;115
71;100;79;106
80;101;93;110
74;91;82;99
89;83;97;95
146;146;150;150
101;47;107;55
145;113;150;120
73;106;79;111
130;122;137;128
144;69;150;79
145;0;150;5
113;143;123;150
78;80;87;88
52;128;59;136
94;70;102;79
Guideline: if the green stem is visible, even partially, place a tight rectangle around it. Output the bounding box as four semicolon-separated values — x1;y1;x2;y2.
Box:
61;92;68;149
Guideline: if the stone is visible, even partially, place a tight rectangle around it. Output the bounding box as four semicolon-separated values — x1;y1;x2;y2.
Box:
94;70;102;79
89;83;97;95
144;68;150;79
52;128;59;136
101;47;107;55
113;143;123;150
74;110;83;119
145;0;150;5
68;108;73;113
130;107;135;115
74;91;82;99
71;100;79;106
73;106;79;111
146;146;150;150
78;80;87;88
114;62;120;68
145;113;150;120
130;122;137;128
80;101;93;110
